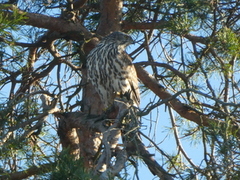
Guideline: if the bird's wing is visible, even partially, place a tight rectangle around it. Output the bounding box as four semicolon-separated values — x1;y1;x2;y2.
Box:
128;65;140;107
120;52;140;107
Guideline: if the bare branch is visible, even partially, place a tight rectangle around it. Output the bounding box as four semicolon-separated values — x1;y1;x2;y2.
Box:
125;131;174;180
134;65;240;135
1;5;92;41
0;163;55;180
135;61;188;82
122;20;167;30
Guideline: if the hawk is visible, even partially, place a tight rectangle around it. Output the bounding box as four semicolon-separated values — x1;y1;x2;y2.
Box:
86;32;140;109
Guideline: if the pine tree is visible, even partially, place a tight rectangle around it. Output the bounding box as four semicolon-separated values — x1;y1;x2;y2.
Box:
0;0;239;179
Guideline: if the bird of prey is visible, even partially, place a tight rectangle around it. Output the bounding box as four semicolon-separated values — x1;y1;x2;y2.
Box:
86;31;140;109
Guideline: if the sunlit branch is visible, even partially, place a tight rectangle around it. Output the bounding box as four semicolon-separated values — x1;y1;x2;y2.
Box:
168;105;199;170
135;61;188;82
135;65;240;135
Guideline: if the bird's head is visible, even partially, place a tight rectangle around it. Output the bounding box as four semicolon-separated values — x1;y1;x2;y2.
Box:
104;31;134;47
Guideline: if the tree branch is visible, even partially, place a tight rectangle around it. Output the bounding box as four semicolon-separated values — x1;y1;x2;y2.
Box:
134;65;240;135
1;5;92;41
122;20;167;30
122;21;211;45
135;61;188;82
125;130;174;180
0;163;55;180
73;0;88;10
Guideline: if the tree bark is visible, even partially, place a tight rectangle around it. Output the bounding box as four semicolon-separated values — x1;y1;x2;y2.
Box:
97;0;123;35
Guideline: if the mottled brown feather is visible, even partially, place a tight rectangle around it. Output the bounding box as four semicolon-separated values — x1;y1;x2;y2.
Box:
86;32;140;109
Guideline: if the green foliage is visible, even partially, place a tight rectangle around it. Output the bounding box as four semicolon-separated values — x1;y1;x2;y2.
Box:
216;27;240;57
168;12;198;34
0;4;27;33
50;150;97;180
